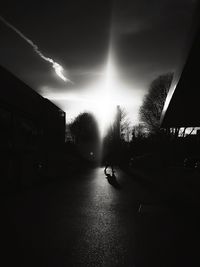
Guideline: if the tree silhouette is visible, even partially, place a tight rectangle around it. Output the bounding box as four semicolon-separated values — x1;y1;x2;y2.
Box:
117;107;131;141
132;123;148;139
101;106;130;166
68;112;100;144
68;112;101;163
139;72;174;134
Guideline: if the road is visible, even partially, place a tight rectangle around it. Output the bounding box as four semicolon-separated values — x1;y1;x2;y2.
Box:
2;167;200;266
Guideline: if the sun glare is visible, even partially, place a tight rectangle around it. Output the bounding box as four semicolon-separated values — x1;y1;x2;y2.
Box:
42;55;133;137
88;94;117;137
80;56;118;137
97;55;117;136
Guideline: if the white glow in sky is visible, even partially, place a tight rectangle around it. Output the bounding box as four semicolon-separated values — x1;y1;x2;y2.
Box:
97;55;118;135
42;54;144;136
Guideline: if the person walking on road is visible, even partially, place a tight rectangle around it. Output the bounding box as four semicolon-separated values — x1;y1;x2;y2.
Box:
104;151;115;177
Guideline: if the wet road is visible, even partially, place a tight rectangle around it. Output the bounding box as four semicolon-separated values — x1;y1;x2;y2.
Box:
3;167;200;266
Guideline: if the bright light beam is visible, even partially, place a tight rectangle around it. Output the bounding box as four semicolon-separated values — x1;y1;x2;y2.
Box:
41;56;119;137
0;15;71;83
98;55;117;136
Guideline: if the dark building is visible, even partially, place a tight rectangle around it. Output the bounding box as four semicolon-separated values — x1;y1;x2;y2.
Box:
0;66;66;188
161;8;200;129
160;11;200;162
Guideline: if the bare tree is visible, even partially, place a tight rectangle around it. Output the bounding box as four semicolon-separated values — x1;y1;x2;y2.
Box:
102;106;131;166
115;106;131;141
132;123;148;139
139;73;174;134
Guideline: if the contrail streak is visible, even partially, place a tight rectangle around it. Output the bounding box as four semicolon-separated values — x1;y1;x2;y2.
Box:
0;15;71;82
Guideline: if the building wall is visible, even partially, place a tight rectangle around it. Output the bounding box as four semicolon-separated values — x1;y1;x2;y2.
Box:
0;66;65;188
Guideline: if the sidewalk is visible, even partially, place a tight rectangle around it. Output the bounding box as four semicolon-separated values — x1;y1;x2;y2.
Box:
126;164;200;204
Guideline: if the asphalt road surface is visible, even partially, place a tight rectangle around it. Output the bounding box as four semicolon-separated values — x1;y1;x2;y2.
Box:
2;167;200;266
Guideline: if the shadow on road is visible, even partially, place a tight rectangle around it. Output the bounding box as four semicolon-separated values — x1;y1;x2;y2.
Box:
105;174;121;190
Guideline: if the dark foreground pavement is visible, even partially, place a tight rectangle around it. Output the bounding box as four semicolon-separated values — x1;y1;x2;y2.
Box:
2;167;200;266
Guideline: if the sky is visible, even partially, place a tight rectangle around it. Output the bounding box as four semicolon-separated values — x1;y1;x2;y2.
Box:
0;0;198;131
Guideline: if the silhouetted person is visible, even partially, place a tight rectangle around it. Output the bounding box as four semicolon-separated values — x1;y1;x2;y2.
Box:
104;163;115;176
104;150;116;177
104;166;121;189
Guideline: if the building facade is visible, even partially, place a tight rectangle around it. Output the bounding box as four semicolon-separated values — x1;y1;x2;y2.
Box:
0;66;66;188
